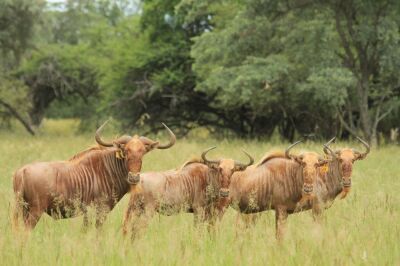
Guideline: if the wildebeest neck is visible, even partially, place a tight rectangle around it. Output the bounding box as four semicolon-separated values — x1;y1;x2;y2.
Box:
206;168;223;199
65;147;131;202
324;159;343;199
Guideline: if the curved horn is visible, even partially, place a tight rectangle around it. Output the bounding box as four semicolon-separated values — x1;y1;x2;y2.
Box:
139;136;155;144
114;135;132;144
201;146;220;164
285;140;302;159
356;136;370;158
323;137;337;159
235;150;254;168
156;123;176;149
323;144;336;159
323;137;336;156
95;120;114;147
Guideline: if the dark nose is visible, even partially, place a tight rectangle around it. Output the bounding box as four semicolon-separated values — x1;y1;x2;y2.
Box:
219;189;229;197
342;177;351;187
127;172;140;185
303;183;313;194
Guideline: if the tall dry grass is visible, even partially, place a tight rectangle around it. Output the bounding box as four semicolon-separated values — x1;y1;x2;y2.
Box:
0;120;399;265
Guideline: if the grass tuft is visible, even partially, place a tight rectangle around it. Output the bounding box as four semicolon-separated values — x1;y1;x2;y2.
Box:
0;121;399;265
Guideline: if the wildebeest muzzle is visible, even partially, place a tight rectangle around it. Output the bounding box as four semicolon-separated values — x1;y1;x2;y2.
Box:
302;183;314;194
219;188;229;197
127;172;140;185
342;177;351;187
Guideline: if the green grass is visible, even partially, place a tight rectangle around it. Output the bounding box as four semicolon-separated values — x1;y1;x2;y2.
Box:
0;120;399;265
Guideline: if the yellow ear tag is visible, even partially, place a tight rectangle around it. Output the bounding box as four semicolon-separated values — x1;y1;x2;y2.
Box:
116;150;125;159
320;164;329;175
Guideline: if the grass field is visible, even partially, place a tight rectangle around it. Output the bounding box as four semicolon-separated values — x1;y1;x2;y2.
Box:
0;120;399;265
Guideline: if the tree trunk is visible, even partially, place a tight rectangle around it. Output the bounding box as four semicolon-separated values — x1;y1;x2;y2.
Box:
0;99;35;135
357;76;374;143
370;127;378;147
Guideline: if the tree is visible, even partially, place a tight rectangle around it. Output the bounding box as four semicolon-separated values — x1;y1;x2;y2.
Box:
101;0;229;135
17;0;129;127
325;0;400;145
190;0;400;142
0;0;44;134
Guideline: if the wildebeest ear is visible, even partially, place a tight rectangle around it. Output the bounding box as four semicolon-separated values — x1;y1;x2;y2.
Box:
113;142;126;159
113;142;124;149
354;151;366;161
147;141;159;151
204;162;219;169
317;160;329;167
234;165;247;172
292;155;303;165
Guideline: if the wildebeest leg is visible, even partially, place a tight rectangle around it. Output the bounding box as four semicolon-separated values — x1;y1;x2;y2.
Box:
127;209;149;241
95;204;111;228
81;205;89;230
312;197;323;223
193;208;206;226
122;208;133;237
275;206;288;241
215;197;230;221
242;213;259;228
123;193;139;236
123;194;146;239
203;208;218;237
24;206;43;230
235;213;247;229
12;193;27;232
294;194;313;213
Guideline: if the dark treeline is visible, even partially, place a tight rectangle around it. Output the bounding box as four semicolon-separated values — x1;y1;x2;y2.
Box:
0;0;399;145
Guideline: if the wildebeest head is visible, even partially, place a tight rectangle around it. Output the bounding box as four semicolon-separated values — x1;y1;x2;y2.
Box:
323;137;370;198
95;121;176;184
285;140;331;194
201;147;254;197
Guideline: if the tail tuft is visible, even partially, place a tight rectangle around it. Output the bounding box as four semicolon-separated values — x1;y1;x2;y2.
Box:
12;170;26;232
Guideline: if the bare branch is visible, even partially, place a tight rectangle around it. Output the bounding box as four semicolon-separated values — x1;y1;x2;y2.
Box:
337;108;358;137
0;99;35;135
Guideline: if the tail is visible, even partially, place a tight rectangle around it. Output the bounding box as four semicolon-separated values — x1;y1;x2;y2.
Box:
12;169;26;232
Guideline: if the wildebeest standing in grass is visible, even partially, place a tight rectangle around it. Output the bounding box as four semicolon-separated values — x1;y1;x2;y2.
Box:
322;137;370;199
122;147;254;238
12;121;176;230
228;138;370;240
228;141;334;240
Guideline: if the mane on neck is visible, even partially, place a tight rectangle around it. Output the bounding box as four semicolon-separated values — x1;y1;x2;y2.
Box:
256;151;287;167
179;157;204;170
68;145;111;162
327;159;341;180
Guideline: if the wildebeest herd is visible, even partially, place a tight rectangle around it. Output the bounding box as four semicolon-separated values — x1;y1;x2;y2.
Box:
12;121;370;240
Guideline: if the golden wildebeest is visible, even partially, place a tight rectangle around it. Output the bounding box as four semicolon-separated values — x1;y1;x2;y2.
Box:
122;147;254;238
12;121;176;230
227;141;334;240
322;137;370;199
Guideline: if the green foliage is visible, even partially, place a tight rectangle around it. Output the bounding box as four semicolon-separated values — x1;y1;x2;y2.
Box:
0;73;31;129
100;0;218;135
19;44;99;125
0;0;399;142
0;0;44;134
191;0;400;141
0;0;44;65
299;67;352;108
